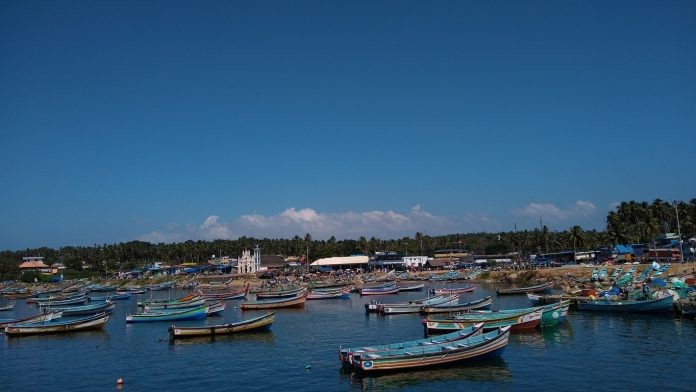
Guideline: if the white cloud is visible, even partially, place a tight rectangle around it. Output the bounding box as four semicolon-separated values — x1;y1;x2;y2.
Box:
138;215;235;243
513;200;597;221
138;205;502;242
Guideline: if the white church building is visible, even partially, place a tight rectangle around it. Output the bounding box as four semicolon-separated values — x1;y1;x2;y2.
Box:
237;246;261;274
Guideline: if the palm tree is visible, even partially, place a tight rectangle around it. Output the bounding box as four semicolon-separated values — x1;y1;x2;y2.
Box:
569;225;585;263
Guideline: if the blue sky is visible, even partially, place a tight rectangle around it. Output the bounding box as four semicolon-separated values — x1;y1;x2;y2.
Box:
1;1;694;250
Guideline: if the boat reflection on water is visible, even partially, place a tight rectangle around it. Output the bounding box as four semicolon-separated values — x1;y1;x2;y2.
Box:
168;330;275;347
342;357;512;391
5;329;110;347
511;322;574;349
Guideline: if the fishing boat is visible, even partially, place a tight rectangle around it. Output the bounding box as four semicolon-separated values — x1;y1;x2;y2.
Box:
144;298;206;311
126;305;208;323
616;266;636;286
45;300;115;316
307;288;351;300
241;292;308;310
651;263;670;277
169;312;276;339
576;295;674;313
0;302;16;311
255;287;304;299
205;300;226;316
380;295;460;315
200;284;249;300
352;326;511;372
136;292;197;307
367;294;459;314
0;311;63;327
590;267;600;282
5;312;110;336
339;323;485;369
424;308;543;334
360;282;398;296
397;284;425;292
35;295;89;307
609;266;624;281
598;266;608;282
87;284;116;292
495;282;553;295
201;291;247;300
634;267;652;283
148;281;175;291
538;300;571;327
431;285;475;295
420;296;493;314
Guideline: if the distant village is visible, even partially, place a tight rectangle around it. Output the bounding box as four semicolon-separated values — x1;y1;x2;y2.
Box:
15;232;695;282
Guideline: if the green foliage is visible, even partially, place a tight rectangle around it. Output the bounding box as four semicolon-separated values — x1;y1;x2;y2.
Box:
0;199;692;271
19;271;51;283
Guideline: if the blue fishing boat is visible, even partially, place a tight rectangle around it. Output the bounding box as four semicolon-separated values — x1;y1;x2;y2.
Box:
126;305;208;323
352;326;511;372
46;300;115;316
5;312;110;336
576;294;674;312
339;323;484;368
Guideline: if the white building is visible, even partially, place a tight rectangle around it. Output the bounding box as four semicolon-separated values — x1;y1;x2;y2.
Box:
237;246;261;274
402;256;429;268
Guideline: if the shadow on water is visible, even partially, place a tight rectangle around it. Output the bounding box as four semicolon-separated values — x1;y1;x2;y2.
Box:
168;330;275;347
341;357;512;391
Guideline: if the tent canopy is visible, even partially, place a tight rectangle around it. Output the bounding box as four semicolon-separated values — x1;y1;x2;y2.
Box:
310;255;369;266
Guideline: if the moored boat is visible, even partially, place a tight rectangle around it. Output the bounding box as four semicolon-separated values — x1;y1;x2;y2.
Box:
126;305;208;323
431;285;475;295
339;323;484;369
45;300;115;316
35;294;89;307
241;292;308;310
169;312;275;339
352;326;511;372
0;311;63;327
495;282;553;295
420;295;493;314
424;308;543;334
0;301;16;311
576;294;674;313
5;312;110;336
397;284;425;292
307;288;351;300
256;287;303;299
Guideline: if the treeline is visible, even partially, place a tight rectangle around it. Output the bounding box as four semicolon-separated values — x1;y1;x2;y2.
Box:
1;199;693;280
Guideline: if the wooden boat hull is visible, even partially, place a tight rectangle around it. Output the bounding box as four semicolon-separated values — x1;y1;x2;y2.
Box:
397;284;425;292
256;288;303;299
355;327;510;372
5;312;110;336
421;296;493;314
425;309;542;334
496;282;553;295
142;298;206;310
0;311;63;327
36;295;88;307
241;294;307;310
50;300;115;316
432;285;475;295
169;312;275;339
126;305;208;323
576;295;674;312
0;302;16;311
307;289;351;300
340;323;484;369
360;287;400;296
